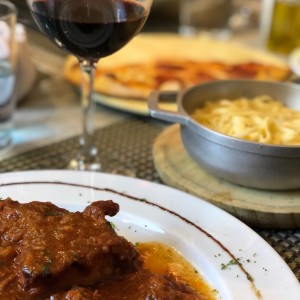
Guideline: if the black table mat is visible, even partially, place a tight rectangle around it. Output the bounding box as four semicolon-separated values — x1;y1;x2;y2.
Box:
0;116;299;281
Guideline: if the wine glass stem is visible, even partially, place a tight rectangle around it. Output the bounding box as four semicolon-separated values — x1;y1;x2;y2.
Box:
74;60;100;170
80;60;95;148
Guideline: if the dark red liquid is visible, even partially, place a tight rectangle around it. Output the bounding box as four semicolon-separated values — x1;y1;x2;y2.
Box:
31;0;147;61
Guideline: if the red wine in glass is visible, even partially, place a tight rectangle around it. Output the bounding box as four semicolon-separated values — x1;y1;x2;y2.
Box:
27;0;152;170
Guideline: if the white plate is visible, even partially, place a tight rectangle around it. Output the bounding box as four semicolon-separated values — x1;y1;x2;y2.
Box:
0;170;299;300
93;93;176;116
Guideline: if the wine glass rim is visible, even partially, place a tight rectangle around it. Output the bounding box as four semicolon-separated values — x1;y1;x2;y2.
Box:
0;0;17;20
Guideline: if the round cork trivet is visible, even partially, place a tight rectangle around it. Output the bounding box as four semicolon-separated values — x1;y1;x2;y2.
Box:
153;124;300;229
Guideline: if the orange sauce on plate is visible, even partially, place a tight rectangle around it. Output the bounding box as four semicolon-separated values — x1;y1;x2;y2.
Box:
137;242;217;300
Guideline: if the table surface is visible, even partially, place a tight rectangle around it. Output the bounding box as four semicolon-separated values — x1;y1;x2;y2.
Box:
0;14;299;285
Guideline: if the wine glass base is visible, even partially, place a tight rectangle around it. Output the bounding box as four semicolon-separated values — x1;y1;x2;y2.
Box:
107;165;136;177
68;156;135;176
68;157;101;171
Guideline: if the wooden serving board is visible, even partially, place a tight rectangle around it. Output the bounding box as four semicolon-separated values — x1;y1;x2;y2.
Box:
153;124;300;229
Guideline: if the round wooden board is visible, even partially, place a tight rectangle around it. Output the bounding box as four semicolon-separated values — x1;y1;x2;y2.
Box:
153;124;300;229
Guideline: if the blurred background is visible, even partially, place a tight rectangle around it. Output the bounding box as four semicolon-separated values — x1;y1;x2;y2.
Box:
12;0;260;33
11;0;266;48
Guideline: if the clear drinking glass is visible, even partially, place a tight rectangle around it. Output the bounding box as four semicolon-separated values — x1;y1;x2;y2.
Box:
179;0;232;37
0;1;17;150
26;0;153;171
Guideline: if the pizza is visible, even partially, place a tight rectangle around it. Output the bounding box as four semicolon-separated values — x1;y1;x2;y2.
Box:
64;34;291;100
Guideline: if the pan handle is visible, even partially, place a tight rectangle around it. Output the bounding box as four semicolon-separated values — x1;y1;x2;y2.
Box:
148;91;189;124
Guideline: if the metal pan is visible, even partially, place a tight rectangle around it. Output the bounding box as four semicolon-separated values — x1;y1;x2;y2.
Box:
148;79;300;190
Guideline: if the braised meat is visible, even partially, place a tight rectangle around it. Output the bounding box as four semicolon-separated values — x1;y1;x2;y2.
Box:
52;269;203;300
0;198;207;300
0;199;140;299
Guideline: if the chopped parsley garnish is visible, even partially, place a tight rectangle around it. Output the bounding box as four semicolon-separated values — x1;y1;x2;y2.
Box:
72;251;80;261
42;249;53;276
221;259;239;270
44;208;60;217
134;242;140;247
247;273;254;281
110;222;116;229
42;257;53;276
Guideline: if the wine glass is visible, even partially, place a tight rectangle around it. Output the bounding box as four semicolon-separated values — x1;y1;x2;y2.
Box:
26;0;153;171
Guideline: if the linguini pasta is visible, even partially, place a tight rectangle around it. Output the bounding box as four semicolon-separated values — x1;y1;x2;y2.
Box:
192;95;300;145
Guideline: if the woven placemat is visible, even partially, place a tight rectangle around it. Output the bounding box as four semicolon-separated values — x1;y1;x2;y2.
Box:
0;116;299;281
